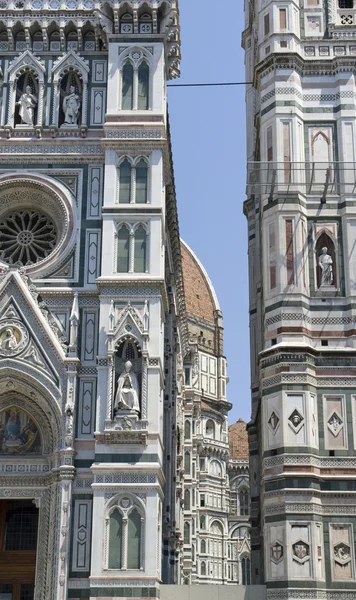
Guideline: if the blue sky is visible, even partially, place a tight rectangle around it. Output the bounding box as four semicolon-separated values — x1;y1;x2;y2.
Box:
168;0;250;424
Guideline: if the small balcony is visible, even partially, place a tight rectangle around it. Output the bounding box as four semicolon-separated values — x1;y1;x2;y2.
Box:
246;161;356;200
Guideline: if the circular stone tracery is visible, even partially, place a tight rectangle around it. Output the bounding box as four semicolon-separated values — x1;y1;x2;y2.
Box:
0;210;57;266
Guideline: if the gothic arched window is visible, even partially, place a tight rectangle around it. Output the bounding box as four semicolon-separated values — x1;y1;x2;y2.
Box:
133;225;147;273
118;158;149;204
201;560;206;576
138;61;149;110
184;489;190;511
200;515;206;530
119;159;132;204
201;539;206;553
135;159;148;203
239;489;249;516
206;419;215;439
121;58;150;110
184;451;191;474
122;61;134;109
109;509;123;569
184;522;190;544
117;225;130;273
184;420;191;440
127;508;142;569
241;557;251;586
49;29;60;52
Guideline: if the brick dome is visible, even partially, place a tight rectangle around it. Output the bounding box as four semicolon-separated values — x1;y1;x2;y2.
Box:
181;240;219;324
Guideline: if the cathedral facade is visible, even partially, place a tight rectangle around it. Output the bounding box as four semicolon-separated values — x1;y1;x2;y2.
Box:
243;0;356;598
0;2;251;599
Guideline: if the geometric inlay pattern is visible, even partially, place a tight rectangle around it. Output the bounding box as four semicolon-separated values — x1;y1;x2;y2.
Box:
288;408;305;433
268;411;280;433
327;412;343;437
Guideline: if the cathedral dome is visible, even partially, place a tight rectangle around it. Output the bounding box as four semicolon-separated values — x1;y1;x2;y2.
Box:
181;239;220;325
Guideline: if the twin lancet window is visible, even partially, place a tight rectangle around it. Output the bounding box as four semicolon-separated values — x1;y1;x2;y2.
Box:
122;60;149;111
117;224;147;274
109;507;142;570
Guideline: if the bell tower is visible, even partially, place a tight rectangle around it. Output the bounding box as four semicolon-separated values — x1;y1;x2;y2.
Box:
243;0;356;596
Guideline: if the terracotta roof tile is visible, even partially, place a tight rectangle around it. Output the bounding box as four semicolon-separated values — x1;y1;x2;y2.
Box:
228;419;249;459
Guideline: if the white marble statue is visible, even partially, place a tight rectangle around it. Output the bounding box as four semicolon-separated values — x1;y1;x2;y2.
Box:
114;360;140;412
16;85;37;126
318;246;333;287
0;328;18;351
62;85;80;126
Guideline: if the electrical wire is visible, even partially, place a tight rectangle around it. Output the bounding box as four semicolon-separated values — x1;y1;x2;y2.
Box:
167;81;253;87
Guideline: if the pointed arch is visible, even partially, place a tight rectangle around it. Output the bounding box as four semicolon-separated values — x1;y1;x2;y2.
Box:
118;157;132;203
133;224;147;273
315;230;337;289
105;492;145;571
51;50;89;127
117;224;130;273
137;61;149;110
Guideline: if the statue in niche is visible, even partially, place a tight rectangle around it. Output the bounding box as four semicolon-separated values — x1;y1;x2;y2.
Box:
62;85;80;126
318;246;333;287
16;85;37;126
114;360;140;413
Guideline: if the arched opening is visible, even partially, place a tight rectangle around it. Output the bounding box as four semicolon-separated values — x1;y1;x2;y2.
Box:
201;539;206;553
14;72;38;127
83;27;95;51
239;488;250;516
315;231;336;289
58;71;82;128
139;12;153;34
127;508;142;569
109;509;123;569
0;406;42;454
134;225;147;273
14;25;27;52
201;560;206;576
184;451;190;474
137;61;149;110
135;159;148;203
122;61;134;109
117;225;130;272
200;515;206;530
120;12;133;34
119;159;132;203
184;420;191;440
206;419;215;439
241;556;251;586
49;26;60;52
66;29;78;51
184;522;190;544
184;489;190;511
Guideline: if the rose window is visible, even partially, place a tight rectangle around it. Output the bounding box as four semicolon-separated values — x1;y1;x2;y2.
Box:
0;210;57;266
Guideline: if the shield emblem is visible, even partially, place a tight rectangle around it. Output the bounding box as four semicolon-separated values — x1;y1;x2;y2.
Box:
271;542;283;564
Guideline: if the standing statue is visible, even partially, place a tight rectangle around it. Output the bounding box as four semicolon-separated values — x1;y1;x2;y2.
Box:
62;85;80;126
16;85;37;126
318;246;333;287
114;360;140;413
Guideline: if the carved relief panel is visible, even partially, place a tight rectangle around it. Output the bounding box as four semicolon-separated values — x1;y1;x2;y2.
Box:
268;523;285;581
323;395;347;449
330;524;355;581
